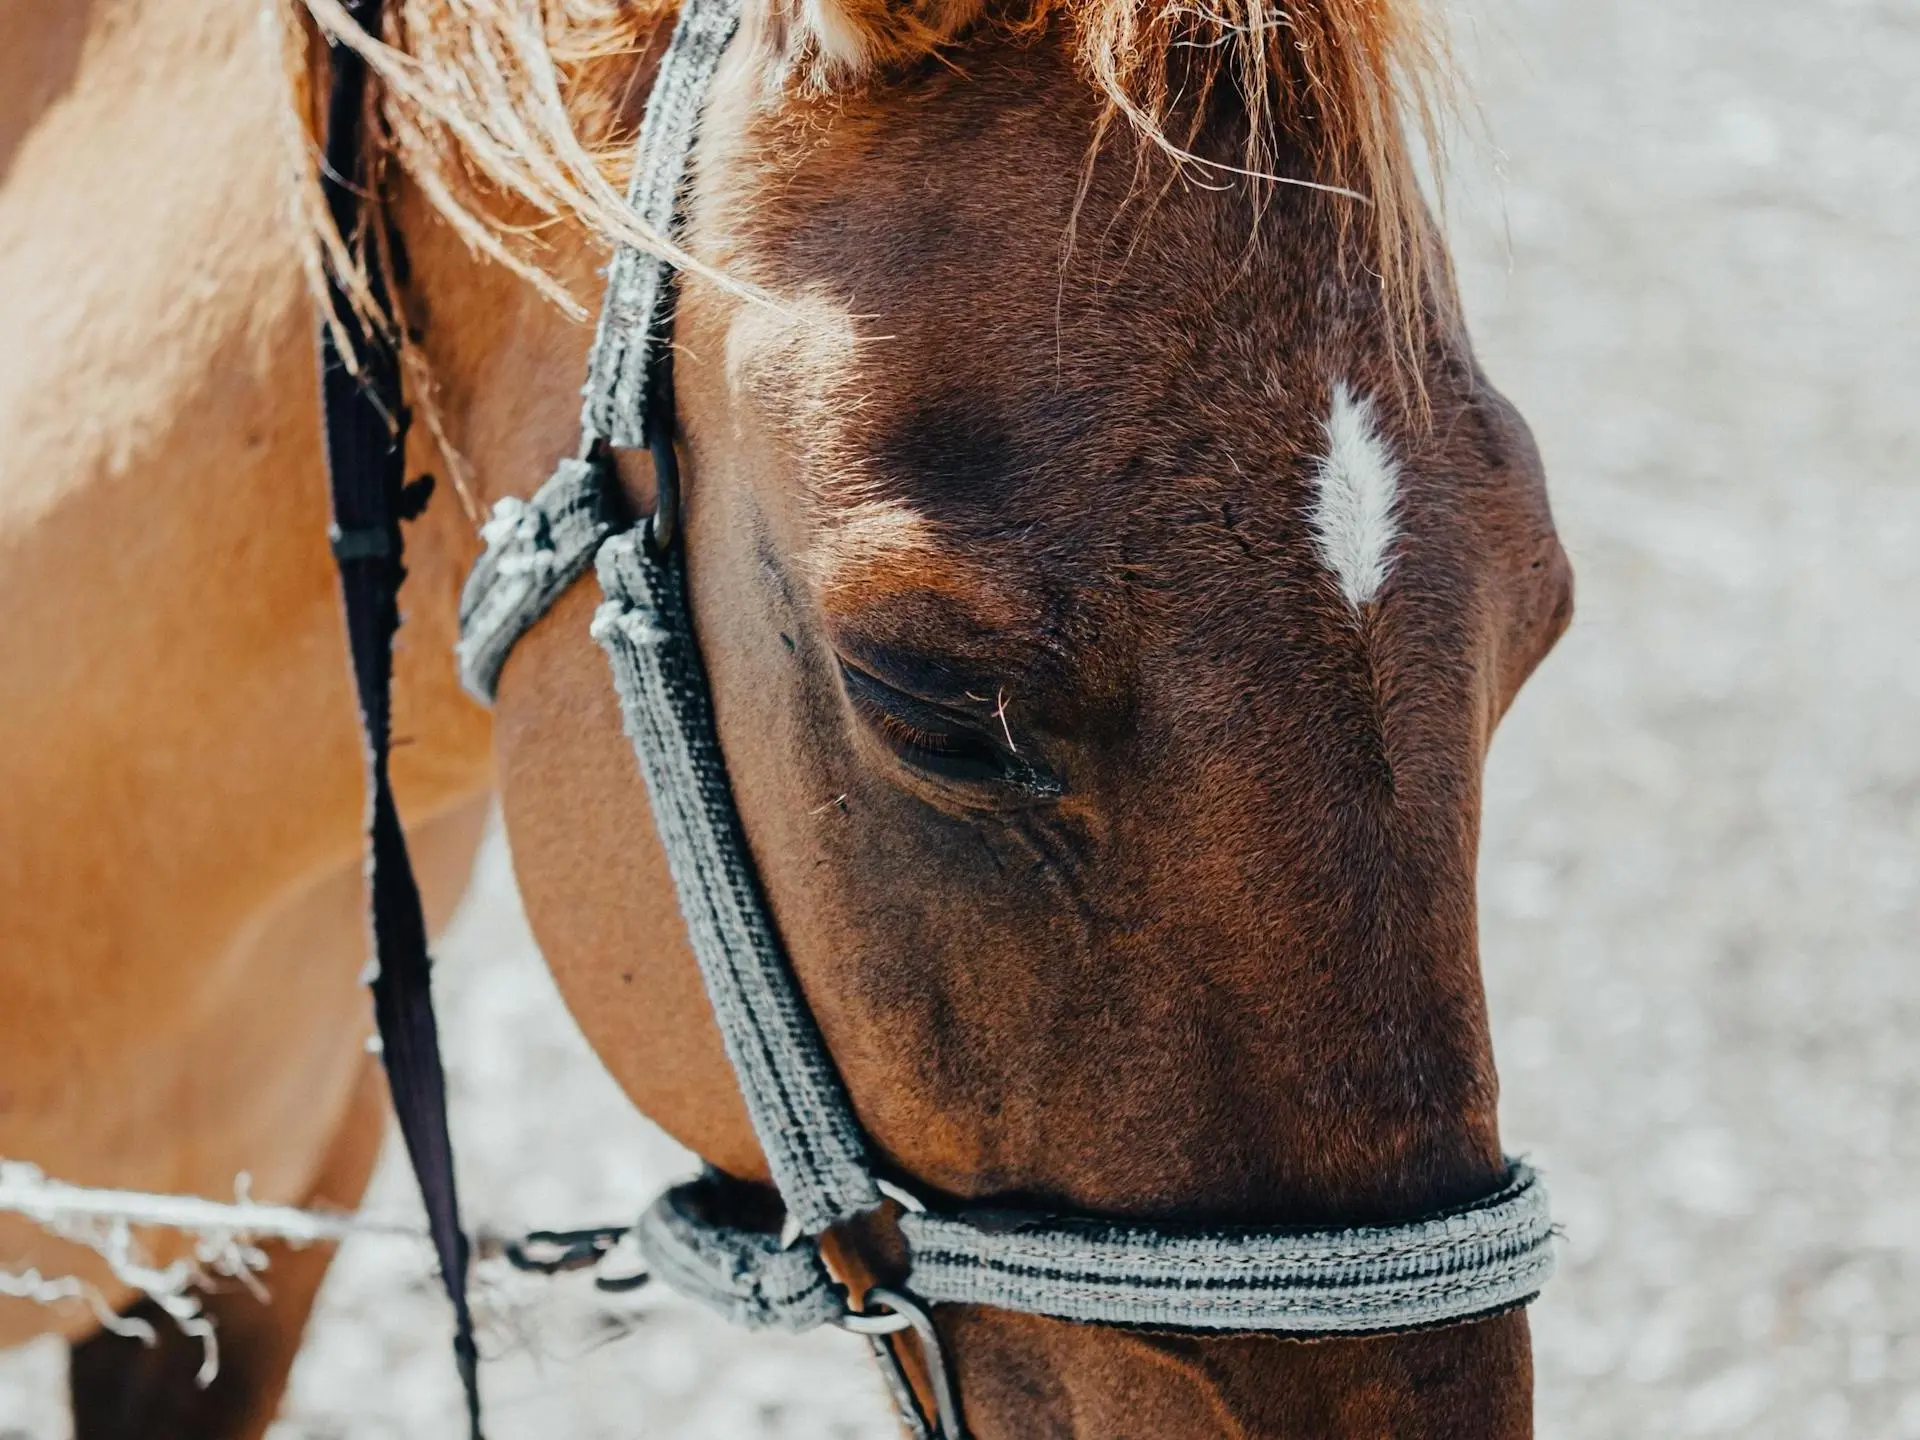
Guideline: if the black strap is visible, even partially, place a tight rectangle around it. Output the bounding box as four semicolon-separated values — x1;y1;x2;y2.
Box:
316;5;483;1435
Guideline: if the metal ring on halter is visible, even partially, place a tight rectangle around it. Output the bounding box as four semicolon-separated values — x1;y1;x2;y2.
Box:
877;1177;928;1214
501;1225;652;1293
642;320;680;556
778;1210;805;1251
503;1225;631;1275
836;1298;915;1337
644;420;679;554
837;1286;962;1439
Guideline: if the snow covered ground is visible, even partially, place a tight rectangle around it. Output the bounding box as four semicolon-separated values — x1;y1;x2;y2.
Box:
3;0;1916;1434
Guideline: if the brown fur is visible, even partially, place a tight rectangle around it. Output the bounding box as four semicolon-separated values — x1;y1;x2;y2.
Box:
366;0;1573;1434
0;0;1570;1435
287;0;1451;377
0;0;493;1427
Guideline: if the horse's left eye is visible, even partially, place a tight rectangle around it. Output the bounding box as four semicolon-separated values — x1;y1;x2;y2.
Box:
836;660;1059;797
838;660;1007;782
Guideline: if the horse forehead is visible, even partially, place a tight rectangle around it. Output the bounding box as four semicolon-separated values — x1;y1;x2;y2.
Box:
713;229;1434;636
728;312;1416;631
722;285;863;442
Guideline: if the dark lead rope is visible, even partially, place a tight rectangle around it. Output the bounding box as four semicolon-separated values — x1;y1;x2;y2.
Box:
316;3;482;1434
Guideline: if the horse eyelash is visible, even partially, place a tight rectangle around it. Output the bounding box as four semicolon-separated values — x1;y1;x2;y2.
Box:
864;701;984;759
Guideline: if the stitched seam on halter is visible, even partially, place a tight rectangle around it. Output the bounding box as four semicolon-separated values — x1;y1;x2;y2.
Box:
894;1166;1554;1330
635;1181;849;1332
593;535;879;1233
454;458;611;702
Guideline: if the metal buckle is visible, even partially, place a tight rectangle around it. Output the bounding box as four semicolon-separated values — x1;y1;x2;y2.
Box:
500;1226;649;1293
836;1285;962;1439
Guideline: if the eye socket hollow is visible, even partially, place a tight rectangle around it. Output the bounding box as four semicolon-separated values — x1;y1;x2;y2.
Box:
837;660;1013;786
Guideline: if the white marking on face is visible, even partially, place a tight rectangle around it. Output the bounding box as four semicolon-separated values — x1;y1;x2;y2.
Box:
1309;383;1402;609
801;0;875;72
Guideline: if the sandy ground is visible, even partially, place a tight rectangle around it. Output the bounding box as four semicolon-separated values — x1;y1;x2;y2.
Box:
4;0;1917;1434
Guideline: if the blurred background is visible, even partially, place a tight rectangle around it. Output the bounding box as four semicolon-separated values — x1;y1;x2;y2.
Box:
4;0;1916;1435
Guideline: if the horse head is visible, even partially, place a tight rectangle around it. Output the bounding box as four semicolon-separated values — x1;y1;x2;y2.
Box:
309;0;1574;1429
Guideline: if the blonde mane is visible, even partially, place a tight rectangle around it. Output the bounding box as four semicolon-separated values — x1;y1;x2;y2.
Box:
281;0;1453;366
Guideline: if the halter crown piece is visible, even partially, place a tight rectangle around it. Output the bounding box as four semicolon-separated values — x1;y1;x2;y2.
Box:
447;0;1556;1431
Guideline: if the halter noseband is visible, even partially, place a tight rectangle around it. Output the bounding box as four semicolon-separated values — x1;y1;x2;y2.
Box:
320;0;1554;1433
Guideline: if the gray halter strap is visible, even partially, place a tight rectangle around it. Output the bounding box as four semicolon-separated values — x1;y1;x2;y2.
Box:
455;0;1555;1420
591;527;879;1236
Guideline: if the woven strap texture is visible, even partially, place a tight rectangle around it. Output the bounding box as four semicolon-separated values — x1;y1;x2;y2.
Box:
447;0;877;1247
635;1179;849;1331
455;458;612;702
451;0;740;679
581;0;740;447
592;530;879;1235
898;1162;1555;1333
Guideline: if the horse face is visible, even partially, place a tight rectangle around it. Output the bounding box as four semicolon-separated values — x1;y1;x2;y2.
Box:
488;15;1570;1437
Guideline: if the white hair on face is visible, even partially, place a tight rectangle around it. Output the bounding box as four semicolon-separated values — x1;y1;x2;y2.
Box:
800;0;877;73
1308;382;1403;610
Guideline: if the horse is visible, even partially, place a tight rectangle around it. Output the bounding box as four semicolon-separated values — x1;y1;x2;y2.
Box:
1;0;1573;1430
0;0;494;1431
306;0;1576;1428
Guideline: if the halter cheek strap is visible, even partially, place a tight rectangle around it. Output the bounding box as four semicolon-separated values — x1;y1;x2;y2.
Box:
452;0;1555;1430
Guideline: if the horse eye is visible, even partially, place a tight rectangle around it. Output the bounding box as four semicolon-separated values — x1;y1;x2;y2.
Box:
836;660;1058;796
837;661;1008;782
